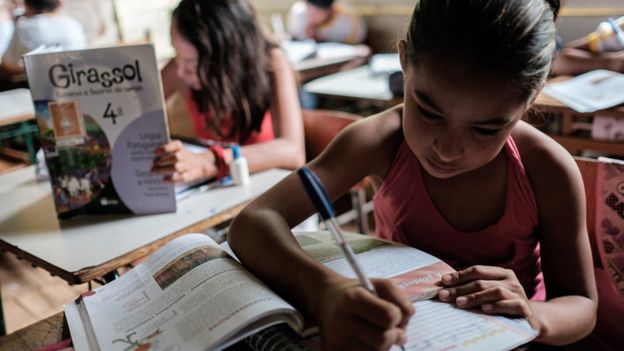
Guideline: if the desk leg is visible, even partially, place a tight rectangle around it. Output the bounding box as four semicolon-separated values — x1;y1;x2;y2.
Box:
19;122;37;164
103;270;120;283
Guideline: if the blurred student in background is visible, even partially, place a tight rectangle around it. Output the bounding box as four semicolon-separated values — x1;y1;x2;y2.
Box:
288;0;367;44
0;1;16;57
1;0;86;75
552;16;624;75
154;0;304;184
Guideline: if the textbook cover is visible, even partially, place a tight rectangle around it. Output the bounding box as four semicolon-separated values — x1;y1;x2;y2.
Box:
23;44;176;219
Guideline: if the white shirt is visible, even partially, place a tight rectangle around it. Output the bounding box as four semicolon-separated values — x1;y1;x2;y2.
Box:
3;13;86;67
288;1;367;45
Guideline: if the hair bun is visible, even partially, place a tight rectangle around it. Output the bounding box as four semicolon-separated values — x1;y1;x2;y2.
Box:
544;0;560;19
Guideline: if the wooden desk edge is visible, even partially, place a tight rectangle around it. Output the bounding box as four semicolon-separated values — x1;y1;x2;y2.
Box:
0;113;36;127
0;202;247;285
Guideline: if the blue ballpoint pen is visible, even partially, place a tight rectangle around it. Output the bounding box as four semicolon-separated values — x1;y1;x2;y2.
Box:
607;18;624;48
297;167;407;350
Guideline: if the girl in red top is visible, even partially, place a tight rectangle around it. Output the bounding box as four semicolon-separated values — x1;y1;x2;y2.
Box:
153;0;304;183
230;0;601;350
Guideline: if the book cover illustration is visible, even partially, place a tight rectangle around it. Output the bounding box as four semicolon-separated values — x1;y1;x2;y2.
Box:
24;44;176;219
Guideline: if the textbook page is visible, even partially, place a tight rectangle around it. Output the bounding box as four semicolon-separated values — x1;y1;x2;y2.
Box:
295;232;455;301
543;69;624;113
390;300;537;351
66;234;304;351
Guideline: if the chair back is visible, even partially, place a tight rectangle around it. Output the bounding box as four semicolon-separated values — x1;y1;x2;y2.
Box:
302;109;362;161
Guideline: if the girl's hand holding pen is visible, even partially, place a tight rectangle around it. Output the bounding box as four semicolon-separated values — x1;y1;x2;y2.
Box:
151;140;218;183
437;265;541;331
318;277;414;351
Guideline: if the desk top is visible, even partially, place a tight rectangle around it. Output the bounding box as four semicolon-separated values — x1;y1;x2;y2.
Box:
0;89;35;127
304;65;395;102
0;166;289;284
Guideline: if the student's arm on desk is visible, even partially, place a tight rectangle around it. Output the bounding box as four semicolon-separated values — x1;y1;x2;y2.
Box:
229;111;413;351
551;47;624;75
515;123;597;345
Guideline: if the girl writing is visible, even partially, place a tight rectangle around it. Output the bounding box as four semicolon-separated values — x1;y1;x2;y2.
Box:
153;0;305;183
230;0;598;350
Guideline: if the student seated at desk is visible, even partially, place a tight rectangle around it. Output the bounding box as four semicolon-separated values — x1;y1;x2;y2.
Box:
0;1;15;57
0;0;86;75
287;0;367;45
552;16;624;75
154;0;305;184
230;0;606;350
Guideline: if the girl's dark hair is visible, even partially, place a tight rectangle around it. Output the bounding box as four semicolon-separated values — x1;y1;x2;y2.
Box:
173;0;274;142
405;0;560;100
308;0;335;9
25;0;61;13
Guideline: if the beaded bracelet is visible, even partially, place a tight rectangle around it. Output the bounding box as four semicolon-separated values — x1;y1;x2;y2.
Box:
209;145;229;180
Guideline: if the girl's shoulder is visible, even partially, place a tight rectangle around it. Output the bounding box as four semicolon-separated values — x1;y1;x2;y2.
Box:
511;121;584;201
346;104;403;151
327;105;404;179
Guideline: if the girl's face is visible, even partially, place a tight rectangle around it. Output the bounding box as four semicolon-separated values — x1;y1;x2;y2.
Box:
401;50;529;179
171;21;202;91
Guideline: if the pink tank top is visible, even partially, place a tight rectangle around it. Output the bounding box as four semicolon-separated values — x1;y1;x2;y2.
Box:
185;92;275;145
373;137;545;300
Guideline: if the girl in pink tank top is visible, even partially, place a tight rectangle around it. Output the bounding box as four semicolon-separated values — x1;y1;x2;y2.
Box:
228;1;606;349
374;136;546;301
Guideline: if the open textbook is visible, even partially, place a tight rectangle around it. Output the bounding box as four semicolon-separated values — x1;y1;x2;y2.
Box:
65;232;537;351
543;69;624;113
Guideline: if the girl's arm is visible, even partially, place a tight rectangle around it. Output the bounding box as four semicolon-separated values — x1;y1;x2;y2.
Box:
229;111;414;350
519;123;597;344
232;48;305;171
551;47;624;75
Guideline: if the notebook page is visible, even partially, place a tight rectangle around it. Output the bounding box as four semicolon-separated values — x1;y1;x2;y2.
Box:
391;300;538;351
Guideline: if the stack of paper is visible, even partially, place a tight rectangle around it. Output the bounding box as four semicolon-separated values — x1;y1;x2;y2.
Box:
543;70;624;113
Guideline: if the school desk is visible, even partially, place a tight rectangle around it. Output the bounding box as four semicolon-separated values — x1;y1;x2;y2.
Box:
0;89;38;164
0;166;289;285
293;44;371;83
531;76;624;157
303;65;400;104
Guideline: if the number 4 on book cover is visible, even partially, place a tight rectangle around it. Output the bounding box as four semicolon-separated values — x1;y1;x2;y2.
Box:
23;44;176;219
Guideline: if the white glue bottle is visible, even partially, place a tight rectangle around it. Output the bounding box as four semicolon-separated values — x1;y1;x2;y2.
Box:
229;145;250;186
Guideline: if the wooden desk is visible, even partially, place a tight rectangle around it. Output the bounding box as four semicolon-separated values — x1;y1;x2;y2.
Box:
0;89;35;127
531;77;624;156
0;166;289;284
0;89;38;164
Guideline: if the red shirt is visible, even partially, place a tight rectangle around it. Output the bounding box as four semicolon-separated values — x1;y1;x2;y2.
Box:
185;92;275;145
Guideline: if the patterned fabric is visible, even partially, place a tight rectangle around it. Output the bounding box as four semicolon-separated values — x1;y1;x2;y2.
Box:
597;158;624;297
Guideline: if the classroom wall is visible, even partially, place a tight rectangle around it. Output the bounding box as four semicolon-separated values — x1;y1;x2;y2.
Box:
252;0;624;52
61;0;624;58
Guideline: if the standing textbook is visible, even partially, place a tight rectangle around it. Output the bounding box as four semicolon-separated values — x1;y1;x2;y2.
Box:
64;232;537;351
23;44;175;219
